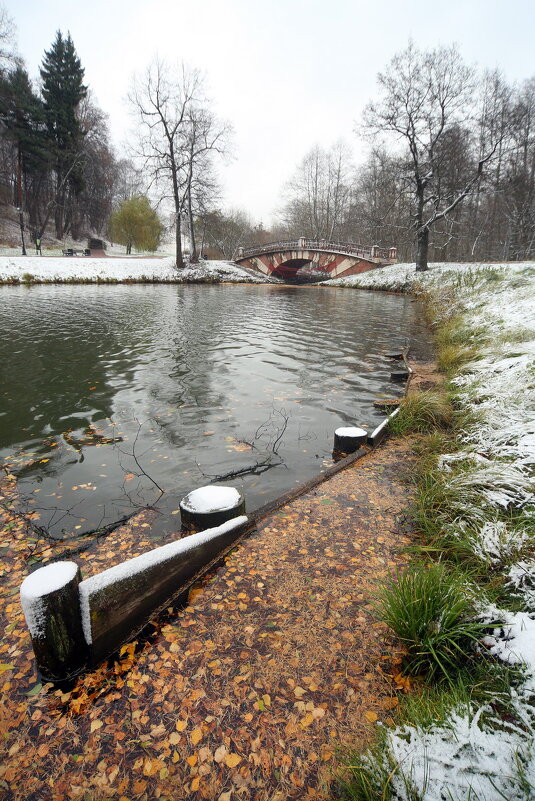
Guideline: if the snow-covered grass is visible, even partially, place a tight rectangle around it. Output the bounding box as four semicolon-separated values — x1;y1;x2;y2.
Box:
0;256;274;284
337;261;535;801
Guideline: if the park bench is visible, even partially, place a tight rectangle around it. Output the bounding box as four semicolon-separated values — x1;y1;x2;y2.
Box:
62;248;91;256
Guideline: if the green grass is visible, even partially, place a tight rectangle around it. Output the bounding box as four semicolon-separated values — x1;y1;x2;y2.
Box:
336;271;535;801
389;391;453;436
376;562;488;683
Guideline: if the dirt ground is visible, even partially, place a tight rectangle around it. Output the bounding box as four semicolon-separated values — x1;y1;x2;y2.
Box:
0;372;431;800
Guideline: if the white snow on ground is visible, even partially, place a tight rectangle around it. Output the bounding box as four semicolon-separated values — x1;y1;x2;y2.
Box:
341;260;535;800
327;260;532;293
0;256;273;283
385;708;535;801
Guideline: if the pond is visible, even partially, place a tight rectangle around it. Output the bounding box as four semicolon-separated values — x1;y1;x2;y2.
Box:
0;283;430;539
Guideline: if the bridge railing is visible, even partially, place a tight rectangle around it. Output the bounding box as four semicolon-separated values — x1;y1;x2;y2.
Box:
235;239;396;262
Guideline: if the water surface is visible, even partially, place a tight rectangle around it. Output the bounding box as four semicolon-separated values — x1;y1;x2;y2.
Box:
0;283;429;538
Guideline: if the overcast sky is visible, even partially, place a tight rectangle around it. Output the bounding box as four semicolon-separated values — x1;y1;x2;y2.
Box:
8;0;535;226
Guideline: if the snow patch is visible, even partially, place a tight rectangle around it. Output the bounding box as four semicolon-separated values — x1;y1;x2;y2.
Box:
0;257;272;284
481;609;535;667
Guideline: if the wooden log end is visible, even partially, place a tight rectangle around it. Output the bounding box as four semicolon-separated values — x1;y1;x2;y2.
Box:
373;398;401;410
20;561;87;682
390;370;409;382
334;426;368;455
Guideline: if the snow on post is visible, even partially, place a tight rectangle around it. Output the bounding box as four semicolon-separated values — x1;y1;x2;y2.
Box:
180;485;246;531
333;426;368;455
20;561;86;682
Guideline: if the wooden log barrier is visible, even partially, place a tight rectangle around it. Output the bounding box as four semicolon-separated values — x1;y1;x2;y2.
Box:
334;426;368;455
20;561;87;682
180;485;245;531
79;515;248;665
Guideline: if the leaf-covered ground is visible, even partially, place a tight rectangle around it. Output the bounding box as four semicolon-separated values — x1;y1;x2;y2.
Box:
0;435;417;801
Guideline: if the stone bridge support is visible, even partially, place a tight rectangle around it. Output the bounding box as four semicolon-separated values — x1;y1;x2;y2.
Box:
236;249;384;280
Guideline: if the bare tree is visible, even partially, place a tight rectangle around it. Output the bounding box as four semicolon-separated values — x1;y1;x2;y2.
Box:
197;207;255;258
128;58;229;268
0;5;19;72
183;105;229;262
279;141;353;239
364;42;500;271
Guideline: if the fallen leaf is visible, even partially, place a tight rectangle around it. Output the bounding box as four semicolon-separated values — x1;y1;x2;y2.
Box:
365;711;378;723
191;728;203;746
214;745;227;763
224;753;242;768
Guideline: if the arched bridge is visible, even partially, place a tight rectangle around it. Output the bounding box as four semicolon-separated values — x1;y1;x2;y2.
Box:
234;238;397;280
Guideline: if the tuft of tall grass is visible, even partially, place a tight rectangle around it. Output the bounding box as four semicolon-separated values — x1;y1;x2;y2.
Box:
377;562;487;682
436;343;477;375
389;392;453;436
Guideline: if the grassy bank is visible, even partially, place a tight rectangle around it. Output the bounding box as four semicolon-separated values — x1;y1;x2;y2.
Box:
334;262;535;800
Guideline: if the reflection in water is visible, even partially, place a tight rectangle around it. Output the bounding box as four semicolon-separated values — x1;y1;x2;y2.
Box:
0;284;430;538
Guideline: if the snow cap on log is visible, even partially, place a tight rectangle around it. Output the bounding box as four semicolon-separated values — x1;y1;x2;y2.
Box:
180;485;245;530
334;426;368;454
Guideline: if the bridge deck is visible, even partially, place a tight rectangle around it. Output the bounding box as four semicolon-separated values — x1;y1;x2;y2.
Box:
235;239;396;263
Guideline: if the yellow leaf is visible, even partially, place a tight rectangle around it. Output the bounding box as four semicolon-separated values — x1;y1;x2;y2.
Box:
90;719;103;732
191;727;203;746
365;711;378;723
169;732;181;745
300;713;314;728
191;777;200;791
187;754;198;767
176;719;188;732
224;753;242;768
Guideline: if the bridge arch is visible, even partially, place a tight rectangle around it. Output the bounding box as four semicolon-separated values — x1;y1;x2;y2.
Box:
234;239;397;281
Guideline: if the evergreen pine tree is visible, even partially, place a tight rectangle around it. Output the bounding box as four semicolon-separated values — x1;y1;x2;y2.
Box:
0;66;50;235
0;67;49;174
40;31;87;238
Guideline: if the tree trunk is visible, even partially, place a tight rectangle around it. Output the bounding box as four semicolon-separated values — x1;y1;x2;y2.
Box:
175;215;184;269
415;226;429;271
187;192;198;263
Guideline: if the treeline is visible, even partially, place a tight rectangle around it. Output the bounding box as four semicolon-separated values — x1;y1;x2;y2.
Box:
0;24;141;244
275;48;535;265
